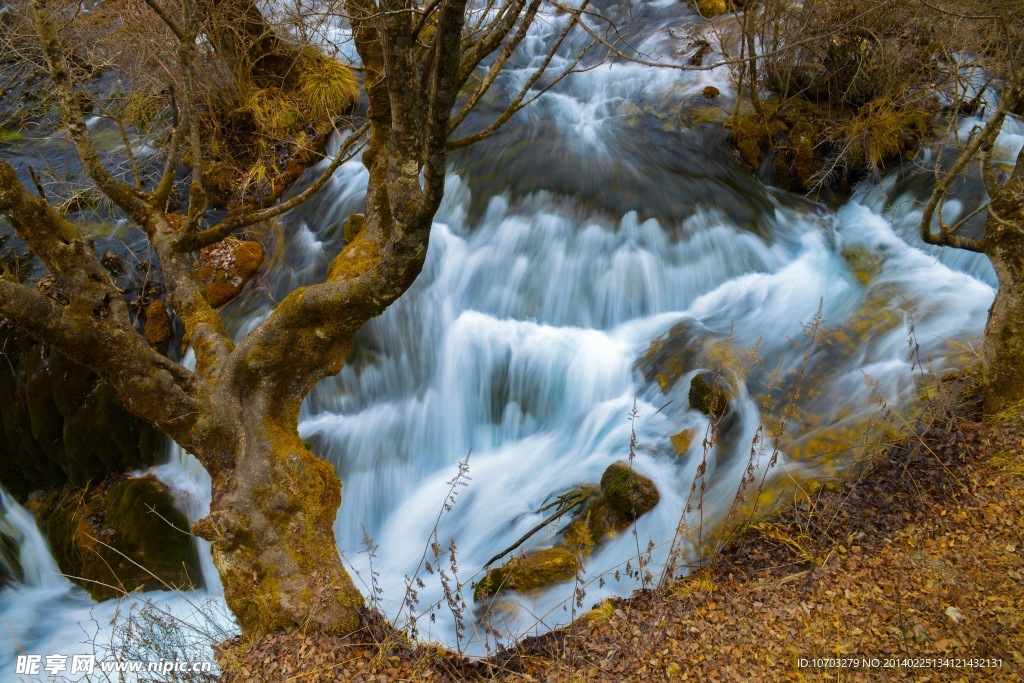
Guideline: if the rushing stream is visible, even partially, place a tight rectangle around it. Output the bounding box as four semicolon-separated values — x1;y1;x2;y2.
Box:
2;0;1022;677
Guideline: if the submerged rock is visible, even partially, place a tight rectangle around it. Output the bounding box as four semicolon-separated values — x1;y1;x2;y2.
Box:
45;475;199;600
635;319;704;391
670;428;696;455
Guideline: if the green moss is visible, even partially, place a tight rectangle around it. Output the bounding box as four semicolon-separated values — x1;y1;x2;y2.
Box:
636;320;702;392
730;111;778;170
598;461;661;525
670;429;696;455
563;517;596;549
46;476;199;600
694;0;728;17
689;371;730;418
789;118;818;186
342;213;365;243
0;128;24;143
473;547;580;601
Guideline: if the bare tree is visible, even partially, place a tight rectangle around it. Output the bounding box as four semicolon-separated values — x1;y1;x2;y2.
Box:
0;0;590;637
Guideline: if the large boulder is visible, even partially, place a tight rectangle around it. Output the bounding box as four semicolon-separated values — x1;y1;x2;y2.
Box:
0;325;163;500
44;475;199;600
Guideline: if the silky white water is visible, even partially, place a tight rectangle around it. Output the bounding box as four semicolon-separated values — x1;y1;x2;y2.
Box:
2;0;1020;676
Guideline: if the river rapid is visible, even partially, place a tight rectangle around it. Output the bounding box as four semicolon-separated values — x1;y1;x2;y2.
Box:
1;0;1021;677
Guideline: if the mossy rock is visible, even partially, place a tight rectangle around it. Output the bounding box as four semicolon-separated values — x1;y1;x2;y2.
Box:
689;371;730;418
841;246;885;285
475;465;660;602
693;0;728;17
595;461;660;528
670;429;696;455
45;475;199;600
702;86;721;100
473;547;580;601
635;320;703;392
143;300;172;353
0;327;163;499
194;240;266;308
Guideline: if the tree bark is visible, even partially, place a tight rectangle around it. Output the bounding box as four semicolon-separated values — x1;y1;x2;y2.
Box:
981;183;1024;417
193;402;364;635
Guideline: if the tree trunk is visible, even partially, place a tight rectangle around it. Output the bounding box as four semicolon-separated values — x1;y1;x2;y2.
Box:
982;188;1024;418
192;404;364;636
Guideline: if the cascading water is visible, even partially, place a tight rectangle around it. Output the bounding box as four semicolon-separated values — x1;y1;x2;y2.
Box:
2;0;1021;676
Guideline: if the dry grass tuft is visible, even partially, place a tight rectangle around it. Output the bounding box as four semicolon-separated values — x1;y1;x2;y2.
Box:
297;49;360;122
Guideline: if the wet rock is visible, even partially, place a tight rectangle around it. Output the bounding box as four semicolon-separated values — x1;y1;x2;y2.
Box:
841;246;885;285
694;0;728;17
100;249;126;278
588;461;662;536
45;475;199;600
689;371;731;418
702;86;721;99
475;463;660;601
635;319;703;391
194;239;265;308
143;300;172;353
0;326;163;499
670;428;696;455
473;547;579;601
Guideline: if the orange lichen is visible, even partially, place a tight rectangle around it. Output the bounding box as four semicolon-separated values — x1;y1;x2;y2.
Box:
143;300;172;350
194;239;266;308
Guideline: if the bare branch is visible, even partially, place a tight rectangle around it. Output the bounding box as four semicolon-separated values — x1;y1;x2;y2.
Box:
30;0;151;222
448;0;592;149
177;123;370;251
143;0;187;42
920;66;1024;251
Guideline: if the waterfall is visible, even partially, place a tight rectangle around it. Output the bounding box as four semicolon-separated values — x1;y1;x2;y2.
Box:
1;0;1016;672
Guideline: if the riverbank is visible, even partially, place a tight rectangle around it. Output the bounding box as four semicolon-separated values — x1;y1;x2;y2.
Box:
217;375;1024;681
